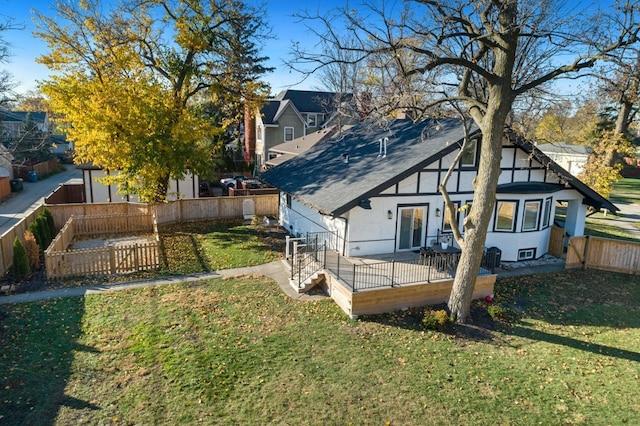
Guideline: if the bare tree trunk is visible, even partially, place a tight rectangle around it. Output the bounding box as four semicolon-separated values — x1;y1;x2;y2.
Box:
447;112;506;321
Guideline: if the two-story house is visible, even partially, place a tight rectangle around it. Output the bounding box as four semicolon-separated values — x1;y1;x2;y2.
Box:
0;111;50;139
254;90;357;170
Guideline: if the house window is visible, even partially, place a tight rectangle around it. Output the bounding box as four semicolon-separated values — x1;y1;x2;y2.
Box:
307;114;317;127
522;200;542;231
518;248;536;260
257;125;263;141
460;139;478;167
542;198;552;228
443;202;460;233
285;194;292;208
494;201;517;232
284;127;294;141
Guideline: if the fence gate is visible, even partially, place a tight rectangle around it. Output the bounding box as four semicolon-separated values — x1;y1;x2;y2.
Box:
548;225;565;258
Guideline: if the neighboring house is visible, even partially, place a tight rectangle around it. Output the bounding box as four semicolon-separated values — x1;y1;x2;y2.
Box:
537;142;592;176
261;118;617;263
265;125;350;168
0;111;50;138
255;90;357;170
79;163;201;203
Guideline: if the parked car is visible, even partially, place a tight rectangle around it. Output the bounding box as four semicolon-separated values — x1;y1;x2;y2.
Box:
220;175;248;189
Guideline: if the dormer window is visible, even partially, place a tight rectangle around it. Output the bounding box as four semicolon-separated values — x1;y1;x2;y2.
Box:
308;114;317;127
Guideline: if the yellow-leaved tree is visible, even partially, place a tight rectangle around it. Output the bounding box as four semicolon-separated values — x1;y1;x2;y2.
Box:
35;0;272;202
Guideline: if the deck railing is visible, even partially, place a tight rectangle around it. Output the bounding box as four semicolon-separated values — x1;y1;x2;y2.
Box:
289;234;497;292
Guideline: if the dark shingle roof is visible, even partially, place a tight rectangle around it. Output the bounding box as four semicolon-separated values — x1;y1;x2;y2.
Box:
261;118;477;216
0;111;47;123
262;119;618;216
260;100;282;125
275;90;343;114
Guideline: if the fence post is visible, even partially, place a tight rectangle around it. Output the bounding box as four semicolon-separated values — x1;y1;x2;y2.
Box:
352;263;356;291
134;244;140;271
109;245;116;274
391;260;396;287
427;256;432;283
323;244;327;268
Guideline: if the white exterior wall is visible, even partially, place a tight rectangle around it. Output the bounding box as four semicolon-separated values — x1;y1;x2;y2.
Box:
83;169;198;203
278;140;594;262
279;195;346;241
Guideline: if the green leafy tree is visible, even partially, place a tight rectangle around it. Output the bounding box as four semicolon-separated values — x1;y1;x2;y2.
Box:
35;0;272;202
579;131;636;197
12;237;30;279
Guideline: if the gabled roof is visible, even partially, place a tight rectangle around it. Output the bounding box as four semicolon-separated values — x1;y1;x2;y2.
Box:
259;99;305;126
537;142;593;156
0;111;47;123
506;130;618;212
265;125;349;167
261;118;619;216
261;118;478;216
275;89;349;114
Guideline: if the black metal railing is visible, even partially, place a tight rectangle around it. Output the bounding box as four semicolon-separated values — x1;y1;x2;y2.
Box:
288;234;499;292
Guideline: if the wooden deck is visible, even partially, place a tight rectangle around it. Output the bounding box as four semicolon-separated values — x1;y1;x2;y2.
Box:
295;249;496;318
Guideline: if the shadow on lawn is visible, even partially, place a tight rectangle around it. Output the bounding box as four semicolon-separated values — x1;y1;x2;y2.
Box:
496;269;640;361
508;325;640;363
0;297;98;425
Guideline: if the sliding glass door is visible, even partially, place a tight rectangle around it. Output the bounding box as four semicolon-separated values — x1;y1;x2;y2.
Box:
396;206;426;251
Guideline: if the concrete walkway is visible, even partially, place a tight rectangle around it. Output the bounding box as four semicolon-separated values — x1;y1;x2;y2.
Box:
0;165;82;235
0;259;566;305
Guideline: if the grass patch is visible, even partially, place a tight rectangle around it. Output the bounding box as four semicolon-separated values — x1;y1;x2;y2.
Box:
610;178;640;205
158;219;282;274
2;269;640;424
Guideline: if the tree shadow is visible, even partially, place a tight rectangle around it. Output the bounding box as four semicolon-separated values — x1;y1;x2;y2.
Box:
0;296;100;425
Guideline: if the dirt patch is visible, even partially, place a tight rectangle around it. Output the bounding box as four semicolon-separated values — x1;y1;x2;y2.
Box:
70;235;156;250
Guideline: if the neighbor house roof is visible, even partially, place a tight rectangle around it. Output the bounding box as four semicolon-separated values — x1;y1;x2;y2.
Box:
265;125;353;167
259;99;304;126
274;89;350;114
0;111;47;123
537;142;593;156
261;118;618;216
261;118;479;216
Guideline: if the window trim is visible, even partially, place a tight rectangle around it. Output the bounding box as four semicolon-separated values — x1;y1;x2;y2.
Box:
542;197;552;228
307;114;317;127
284;126;295;141
522;199;542;232
442;201;460;234
494;200;518;232
518;248;536;261
459;138;479;168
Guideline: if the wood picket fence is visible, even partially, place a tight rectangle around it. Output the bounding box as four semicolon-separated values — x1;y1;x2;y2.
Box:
0;194;278;278
44;214;159;279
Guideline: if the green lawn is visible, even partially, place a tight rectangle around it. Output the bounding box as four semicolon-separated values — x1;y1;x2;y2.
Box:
157;218;283;274
1;269;639;424
610;177;640;205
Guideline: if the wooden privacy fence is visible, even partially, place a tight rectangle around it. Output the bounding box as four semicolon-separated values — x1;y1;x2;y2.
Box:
0;205;45;276
45;214;159;279
0;194;278;278
547;225;565;258
45;194;279;229
566;235;640;274
74;213;154;237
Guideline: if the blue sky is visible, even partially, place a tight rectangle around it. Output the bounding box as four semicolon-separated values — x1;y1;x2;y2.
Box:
0;0;342;95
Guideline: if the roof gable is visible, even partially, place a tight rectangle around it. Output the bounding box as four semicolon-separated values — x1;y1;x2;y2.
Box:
275;89;345;114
